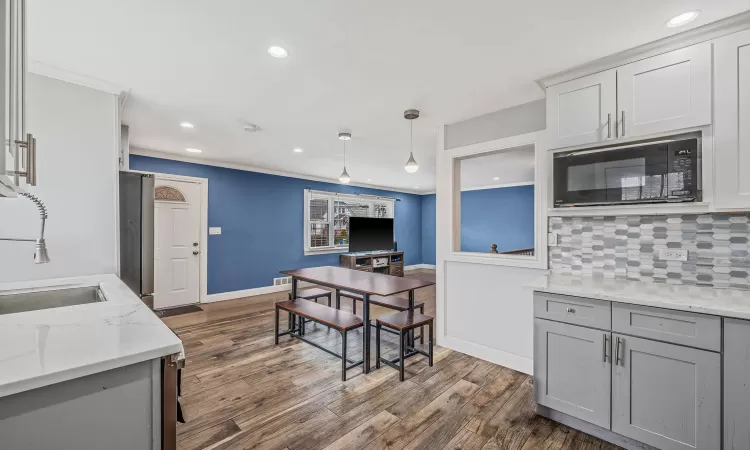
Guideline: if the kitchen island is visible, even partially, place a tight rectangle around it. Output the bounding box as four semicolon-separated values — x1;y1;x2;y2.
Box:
0;274;183;450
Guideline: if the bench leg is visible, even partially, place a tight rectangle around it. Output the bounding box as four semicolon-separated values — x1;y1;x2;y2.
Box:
419;305;425;345
274;307;279;345
375;323;381;369
353;298;357;315
335;289;341;310
327;293;332;307
399;330;406;382
428;321;434;367
341;330;348;382
287;311;293;331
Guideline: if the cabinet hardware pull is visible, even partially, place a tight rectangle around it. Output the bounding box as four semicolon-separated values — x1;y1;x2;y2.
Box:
565;307;575;313
615;337;624;366
621;111;625;137
603;334;608;362
606;114;611;139
192;250;200;255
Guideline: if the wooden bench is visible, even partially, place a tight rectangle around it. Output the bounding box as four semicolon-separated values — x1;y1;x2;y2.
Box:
292;288;332;306
376;311;434;381
274;299;364;381
339;293;426;343
339;292;424;314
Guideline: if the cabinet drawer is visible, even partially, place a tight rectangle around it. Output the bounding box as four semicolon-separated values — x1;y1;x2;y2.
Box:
534;292;611;329
612;303;720;352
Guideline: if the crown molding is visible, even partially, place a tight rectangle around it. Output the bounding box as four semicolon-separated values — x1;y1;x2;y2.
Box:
29;60;128;95
130;147;427;196
537;11;750;89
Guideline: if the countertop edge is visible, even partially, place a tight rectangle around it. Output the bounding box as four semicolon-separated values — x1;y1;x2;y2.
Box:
0;341;183;399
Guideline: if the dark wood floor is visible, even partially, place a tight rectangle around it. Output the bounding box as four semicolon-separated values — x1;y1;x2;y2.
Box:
164;270;620;450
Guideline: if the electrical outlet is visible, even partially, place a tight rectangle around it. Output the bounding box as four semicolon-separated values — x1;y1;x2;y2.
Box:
548;232;560;247
658;248;688;262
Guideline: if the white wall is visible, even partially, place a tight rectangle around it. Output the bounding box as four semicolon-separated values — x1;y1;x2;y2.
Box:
437;99;548;375
0;74;119;282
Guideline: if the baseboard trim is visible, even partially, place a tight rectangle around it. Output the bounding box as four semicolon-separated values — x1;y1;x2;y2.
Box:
405;264;436;271
204;284;291;303
440;335;533;375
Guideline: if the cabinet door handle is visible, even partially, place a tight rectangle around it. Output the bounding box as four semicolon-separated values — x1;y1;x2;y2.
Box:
606;113;611;139
615;337;624;366
603;334;609;362
621;111;625;137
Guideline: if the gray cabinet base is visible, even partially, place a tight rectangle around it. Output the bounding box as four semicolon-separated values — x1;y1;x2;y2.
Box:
536;405;658;450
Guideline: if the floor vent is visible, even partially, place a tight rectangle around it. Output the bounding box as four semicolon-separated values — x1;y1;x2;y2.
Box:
273;277;292;286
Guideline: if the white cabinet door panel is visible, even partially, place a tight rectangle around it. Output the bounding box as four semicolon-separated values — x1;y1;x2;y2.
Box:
612;334;720;450
534;319;611;429
617;43;712;138
714;30;750;210
546;69;617;149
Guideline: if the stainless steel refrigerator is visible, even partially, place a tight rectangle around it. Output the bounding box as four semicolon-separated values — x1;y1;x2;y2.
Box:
119;171;155;309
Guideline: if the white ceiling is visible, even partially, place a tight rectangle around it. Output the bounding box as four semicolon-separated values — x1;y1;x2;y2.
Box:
460;145;535;190
28;0;750;193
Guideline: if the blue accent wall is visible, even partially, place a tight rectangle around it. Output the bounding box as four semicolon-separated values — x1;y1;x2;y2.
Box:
460;185;534;253
130;155;423;294
421;194;436;265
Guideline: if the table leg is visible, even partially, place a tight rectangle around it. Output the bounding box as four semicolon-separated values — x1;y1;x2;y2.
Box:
335;289;341;310
408;289;415;349
289;278;298;329
362;292;370;373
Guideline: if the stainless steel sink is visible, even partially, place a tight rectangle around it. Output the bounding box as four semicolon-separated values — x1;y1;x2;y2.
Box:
0;286;105;316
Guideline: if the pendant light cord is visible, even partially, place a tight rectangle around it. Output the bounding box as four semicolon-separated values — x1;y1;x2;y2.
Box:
410;118;413;154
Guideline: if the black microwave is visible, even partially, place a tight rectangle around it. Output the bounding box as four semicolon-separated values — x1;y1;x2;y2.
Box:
553;135;701;208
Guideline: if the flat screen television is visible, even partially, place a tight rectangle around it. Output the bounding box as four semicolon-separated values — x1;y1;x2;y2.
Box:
349;217;394;253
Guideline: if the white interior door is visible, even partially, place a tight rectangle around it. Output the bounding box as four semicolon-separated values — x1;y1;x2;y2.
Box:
154;178;201;309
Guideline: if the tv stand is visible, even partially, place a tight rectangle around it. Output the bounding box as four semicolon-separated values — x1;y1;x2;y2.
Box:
340;251;404;277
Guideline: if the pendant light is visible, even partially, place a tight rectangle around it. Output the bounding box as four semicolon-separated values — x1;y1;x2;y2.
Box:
339;132;351;183
404;109;419;173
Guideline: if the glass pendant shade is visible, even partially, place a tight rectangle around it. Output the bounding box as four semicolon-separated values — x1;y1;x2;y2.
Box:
405;152;419;173
339;166;351;183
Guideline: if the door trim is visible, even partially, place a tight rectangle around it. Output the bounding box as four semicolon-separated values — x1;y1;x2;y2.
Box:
132;170;209;304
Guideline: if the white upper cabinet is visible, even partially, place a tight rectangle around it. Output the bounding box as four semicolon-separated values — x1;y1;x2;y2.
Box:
714;29;750;211
546;42;712;150
0;0;32;198
617;43;712;139
546;69;617;149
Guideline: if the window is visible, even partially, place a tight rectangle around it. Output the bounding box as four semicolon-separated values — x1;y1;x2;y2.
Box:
454;144;536;258
304;190;394;254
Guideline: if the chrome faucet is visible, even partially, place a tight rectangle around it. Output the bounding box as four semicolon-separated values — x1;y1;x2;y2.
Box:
0;192;50;263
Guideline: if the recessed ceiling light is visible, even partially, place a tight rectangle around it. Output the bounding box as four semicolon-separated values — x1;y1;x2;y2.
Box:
666;10;700;28
293;148;304;153
367;178;372;182
180;122;194;129
493;177;500;181
414;186;419;189
268;46;288;58
185;148;202;153
243;123;261;132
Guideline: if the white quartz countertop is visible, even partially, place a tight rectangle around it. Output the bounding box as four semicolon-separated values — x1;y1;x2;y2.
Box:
0;274;183;398
528;273;750;320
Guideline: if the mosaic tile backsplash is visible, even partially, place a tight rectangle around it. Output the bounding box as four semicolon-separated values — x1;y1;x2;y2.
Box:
549;214;750;290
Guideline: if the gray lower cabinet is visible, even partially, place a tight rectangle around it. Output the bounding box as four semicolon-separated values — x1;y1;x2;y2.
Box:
534;318;611;429
611;334;721;450
724;318;750;450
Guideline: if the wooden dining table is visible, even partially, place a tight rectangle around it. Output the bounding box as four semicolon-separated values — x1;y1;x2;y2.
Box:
280;266;435;373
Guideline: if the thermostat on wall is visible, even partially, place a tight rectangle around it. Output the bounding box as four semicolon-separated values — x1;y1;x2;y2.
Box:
209;227;222;235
